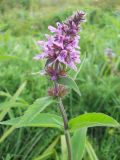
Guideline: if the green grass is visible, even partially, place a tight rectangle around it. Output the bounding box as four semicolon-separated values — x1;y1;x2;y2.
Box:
0;0;120;159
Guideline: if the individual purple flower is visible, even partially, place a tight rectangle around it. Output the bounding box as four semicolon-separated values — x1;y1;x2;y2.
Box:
34;11;85;80
57;50;67;63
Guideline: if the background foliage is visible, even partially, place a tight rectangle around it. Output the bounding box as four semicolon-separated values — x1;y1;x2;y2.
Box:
0;0;120;159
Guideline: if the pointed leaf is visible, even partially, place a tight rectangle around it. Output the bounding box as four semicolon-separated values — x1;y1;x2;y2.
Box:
18;96;54;125
58;76;81;96
72;128;87;160
69;113;120;131
0;113;63;129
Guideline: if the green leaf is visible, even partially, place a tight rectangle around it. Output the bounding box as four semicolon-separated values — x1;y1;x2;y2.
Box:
72;128;87;160
0;126;15;143
33;149;55;160
69;113;120;131
0;97;53;142
18;96;54;125
0;81;27;121
0;113;63;129
85;139;99;160
58;76;81;96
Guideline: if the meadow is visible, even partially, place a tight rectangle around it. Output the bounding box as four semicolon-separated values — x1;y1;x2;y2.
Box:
0;0;120;159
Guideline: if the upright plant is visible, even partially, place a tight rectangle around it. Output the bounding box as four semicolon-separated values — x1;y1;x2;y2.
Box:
0;11;119;160
34;11;86;160
33;10;119;160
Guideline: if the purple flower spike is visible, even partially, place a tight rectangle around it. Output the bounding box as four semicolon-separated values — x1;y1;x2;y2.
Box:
34;11;85;80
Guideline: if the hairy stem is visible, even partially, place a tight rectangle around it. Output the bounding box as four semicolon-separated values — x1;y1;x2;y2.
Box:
54;81;72;160
59;97;72;160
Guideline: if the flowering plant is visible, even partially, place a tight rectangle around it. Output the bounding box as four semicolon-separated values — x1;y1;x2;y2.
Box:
0;11;119;160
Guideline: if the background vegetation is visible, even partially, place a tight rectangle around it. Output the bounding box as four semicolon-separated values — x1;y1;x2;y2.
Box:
0;0;120;159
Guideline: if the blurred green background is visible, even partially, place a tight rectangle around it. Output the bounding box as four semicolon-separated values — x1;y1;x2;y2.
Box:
0;0;120;159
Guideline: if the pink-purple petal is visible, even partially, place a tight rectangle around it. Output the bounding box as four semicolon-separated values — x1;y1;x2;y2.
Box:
48;26;57;33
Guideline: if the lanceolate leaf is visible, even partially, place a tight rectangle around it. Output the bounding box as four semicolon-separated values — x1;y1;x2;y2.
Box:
0;113;63;129
18;96;54;125
69;113;120;131
0;96;54;142
72;128;87;160
58;76;81;96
